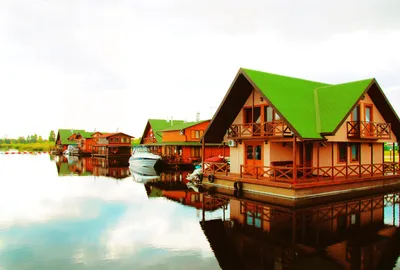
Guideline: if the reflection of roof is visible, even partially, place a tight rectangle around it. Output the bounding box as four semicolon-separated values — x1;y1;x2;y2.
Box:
160;120;209;132
200;219;243;270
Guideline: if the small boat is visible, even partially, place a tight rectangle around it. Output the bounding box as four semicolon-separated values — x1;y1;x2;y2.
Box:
129;146;162;168
205;156;225;162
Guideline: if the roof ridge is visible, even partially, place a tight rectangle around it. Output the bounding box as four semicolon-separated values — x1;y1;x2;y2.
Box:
315;78;374;91
241;67;329;86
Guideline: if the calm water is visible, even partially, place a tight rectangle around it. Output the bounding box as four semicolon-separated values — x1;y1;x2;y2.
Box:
1;154;400;270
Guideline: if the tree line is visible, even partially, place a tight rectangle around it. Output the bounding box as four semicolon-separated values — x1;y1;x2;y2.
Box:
0;130;56;144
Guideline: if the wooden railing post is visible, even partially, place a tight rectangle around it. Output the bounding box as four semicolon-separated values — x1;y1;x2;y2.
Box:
293;136;297;184
240;165;243;178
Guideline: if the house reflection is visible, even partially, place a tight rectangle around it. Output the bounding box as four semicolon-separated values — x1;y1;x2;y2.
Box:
54;156;131;179
144;170;229;211
200;190;400;270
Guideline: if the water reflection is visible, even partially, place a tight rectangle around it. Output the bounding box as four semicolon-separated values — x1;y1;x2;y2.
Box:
55;156;131;179
200;189;400;270
2;155;400;269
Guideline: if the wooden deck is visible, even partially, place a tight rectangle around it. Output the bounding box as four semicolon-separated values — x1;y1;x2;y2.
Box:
202;162;400;196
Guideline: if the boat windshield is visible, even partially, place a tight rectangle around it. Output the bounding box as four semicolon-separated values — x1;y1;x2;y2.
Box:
133;147;151;154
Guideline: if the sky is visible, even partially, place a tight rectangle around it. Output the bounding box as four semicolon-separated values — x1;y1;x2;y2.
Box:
1;0;400;139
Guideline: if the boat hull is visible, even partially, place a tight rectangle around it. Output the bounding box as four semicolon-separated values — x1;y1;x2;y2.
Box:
129;157;160;168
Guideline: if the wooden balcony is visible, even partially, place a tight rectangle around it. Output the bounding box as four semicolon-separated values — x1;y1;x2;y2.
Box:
203;162;400;185
347;121;391;139
143;137;157;143
227;121;293;139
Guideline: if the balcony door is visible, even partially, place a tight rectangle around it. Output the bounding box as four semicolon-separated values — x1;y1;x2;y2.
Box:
364;105;374;137
244;142;263;175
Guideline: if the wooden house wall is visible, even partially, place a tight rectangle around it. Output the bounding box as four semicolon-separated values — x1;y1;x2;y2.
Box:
185;121;210;141
162;131;186;142
326;93;397;143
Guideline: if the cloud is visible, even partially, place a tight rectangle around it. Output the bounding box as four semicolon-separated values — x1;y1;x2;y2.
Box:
0;1;399;138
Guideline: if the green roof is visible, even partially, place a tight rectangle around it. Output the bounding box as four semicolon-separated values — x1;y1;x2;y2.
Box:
242;68;373;139
80;131;96;139
160;120;209;132
145;119;185;143
57;129;85;145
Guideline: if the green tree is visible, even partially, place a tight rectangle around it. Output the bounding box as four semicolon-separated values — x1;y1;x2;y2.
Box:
0;138;3;144
49;130;55;142
17;136;26;144
31;134;38;143
38;136;43;142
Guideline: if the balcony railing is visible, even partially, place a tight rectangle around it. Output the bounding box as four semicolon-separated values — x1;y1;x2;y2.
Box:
227;121;293;139
143;137;157;143
203;162;230;176
347;121;391;139
202;162;400;184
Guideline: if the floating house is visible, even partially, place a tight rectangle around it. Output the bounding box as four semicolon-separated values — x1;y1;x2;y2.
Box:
140;119;229;167
91;132;134;158
201;68;400;198
200;190;400;270
55;129;85;153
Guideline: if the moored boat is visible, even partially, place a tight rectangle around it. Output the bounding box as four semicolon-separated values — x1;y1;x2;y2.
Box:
129;146;162;168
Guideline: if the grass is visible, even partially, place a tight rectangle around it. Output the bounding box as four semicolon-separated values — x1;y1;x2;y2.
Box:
384;150;399;162
0;142;55;152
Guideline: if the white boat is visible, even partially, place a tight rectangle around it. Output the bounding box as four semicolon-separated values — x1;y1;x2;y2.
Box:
129;147;162;168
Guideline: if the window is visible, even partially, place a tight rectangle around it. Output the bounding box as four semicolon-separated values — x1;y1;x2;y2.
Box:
338;143;347;162
350;144;359;162
254;145;262;160
191;147;200;157
365;106;372;123
352;105;359;121
246;146;254;159
191;130;203;139
265;106;273;122
243;107;261;124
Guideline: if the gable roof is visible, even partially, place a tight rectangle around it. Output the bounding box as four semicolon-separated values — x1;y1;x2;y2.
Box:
57;129;85;145
203;68;400;142
98;132;134;138
140;119;185;143
160;120;210;132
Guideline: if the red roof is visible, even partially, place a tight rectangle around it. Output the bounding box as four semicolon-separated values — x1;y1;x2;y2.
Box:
97;132;134;138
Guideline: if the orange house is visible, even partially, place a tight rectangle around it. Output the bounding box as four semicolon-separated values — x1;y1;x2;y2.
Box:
140;119;229;167
201;68;400;198
92;132;134;158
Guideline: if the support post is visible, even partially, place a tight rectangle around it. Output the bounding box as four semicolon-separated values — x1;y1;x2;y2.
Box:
394;142;396;174
359;143;361;177
345;142;348;178
201;139;205;172
398;141;400;174
317;142;320;181
331;142;334;180
293;136;297;184
302;142;306;179
371;143;374;176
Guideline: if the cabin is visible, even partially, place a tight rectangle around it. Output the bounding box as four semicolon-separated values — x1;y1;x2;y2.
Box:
141;119;229;167
200;190;400;270
72;131;103;155
201;68;400;198
91;132;134;158
55;129;85;153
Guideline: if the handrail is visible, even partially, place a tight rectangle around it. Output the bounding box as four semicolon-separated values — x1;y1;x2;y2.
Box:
347;121;391;139
227;121;293;138
200;163;399;184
